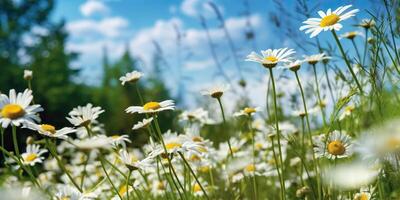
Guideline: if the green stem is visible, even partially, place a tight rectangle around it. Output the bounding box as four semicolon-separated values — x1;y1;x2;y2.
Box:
80;153;90;189
126;170;132;200
268;67;286;199
247;118;258;200
351;39;362;63
311;63;327;126
99;154;123;200
331;30;364;94
270;137;284;200
12;125;20;158
362;28;369;66
217;98;234;157
178;152;209;200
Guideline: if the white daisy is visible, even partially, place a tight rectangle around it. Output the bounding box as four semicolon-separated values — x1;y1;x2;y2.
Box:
303;53;331;65
0;89;43;128
314;130;353;159
354;189;372;200
67;103;104;127
339;104;355;121
281;59;303;71
125;100;175;114
55;185;96;200
359;19;375;29
23;122;75;139
340;31;363;40
119;70;143;85
21;144;47;166
72;135;112;151
245;48;295;68
300;5;359;38
109;134;131;148
119;149;153;171
233;107;260;117
179;108;215;124
132;117;153;130
23;70;33;80
201;84;230;99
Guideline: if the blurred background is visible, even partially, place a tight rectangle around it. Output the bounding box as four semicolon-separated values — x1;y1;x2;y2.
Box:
0;0;397;145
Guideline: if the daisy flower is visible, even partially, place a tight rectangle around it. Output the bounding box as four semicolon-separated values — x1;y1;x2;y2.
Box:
179;108;215;124
245;48;295;68
67;103;104;127
314;130;353;159
21;144;47;166
109;134;131;148
281;59;303;72
354;189;372;200
339;104;355;120
300;5;359;38
303;53;331;65
233;107;260;117
201;84;229;99
359;19;375;29
23;70;33;80
0;89;43;128
340;31;363;40
132;117;153;130
125;100;175;114
55;185;97;200
23;122;75;140
72;135;112;151
119;149;153;171
119;70;143;85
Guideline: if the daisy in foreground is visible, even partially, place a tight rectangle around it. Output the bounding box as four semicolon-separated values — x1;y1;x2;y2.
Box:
23;122;75;140
119;70;143;85
299;5;359;38
126;100;175;114
0;89;43;128
314;130;353;159
245;48;295;68
21;144;47;166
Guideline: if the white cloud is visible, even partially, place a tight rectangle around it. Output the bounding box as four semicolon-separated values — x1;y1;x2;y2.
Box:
80;0;110;17
67;17;129;38
180;0;221;18
184;59;214;70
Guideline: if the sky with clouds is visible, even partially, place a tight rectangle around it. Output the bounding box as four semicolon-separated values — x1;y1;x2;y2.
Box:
52;0;377;108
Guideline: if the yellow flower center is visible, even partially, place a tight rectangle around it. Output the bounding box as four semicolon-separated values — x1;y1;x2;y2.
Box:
192;136;203;142
385;137;400;152
165;142;182;150
255;143;263;150
320;14;340;27
245;164;256;172
118;185;128;196
40;124;56;134
345;105;354;113
346;32;357;39
189;155;201;161
193;183;202;193
157;182;165;190
143;102;161;111
60;197;70;200
359;193;369;200
264;56;278;63
25;153;37;162
111;135;120;139
231;147;239;153
1;104;25;119
244;107;256;115
198;166;210;173
327;140;346;156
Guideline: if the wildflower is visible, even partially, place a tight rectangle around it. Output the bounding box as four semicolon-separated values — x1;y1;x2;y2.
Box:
245;48;295;68
23;122;75;140
314;130;353;159
201;84;229;99
132;117;153;130
119;70;143;85
119;149;153;171
233;107;260;117
109;134;131;148
21;144;47;166
339;104;355;120
303;53;331;65
300;5;359;38
126;100;175;114
354;189;372;200
0;89;43;128
179;108;215;124
55;185;96;200
340;31;363;40
359;19;375;29
72;135;112;151
23;70;33;80
67;103;104;127
282;59;303;72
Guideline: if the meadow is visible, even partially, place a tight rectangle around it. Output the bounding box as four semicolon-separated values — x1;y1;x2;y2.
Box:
1;0;400;200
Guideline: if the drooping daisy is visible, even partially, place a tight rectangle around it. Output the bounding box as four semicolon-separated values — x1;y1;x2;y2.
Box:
0;89;43;128
303;53;331;65
67;103;104;127
281;59;303;72
109;134;131;148
23;122;75;140
339;104;355;120
126;100;175;114
119;149;153;171
233;107;260;117
359;19;375;29
340;31;363;40
314;130;353;159
201;84;229;99
119;70;143;85
23;70;33;80
300;5;359;38
245;48;295;68
21;144;47;166
132;117;153;130
179;108;215;124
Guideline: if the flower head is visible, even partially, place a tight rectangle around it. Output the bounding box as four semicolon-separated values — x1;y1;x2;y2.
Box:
201;84;229;99
340;31;363;40
21;144;47;166
23;122;76;140
303;53;331;65
119;70;143;85
132;117;153;130
359;19;375;29
300;5;359;38
24;70;33;80
0;89;43;128
67;103;104;127
233;107;260;117
126;100;175;114
314;130;353;159
119;149;153;171
246;48;295;68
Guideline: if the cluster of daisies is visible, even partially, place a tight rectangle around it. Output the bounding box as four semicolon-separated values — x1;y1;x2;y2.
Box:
0;4;396;200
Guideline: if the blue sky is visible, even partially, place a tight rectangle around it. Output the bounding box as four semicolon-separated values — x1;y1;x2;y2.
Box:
51;0;379;107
